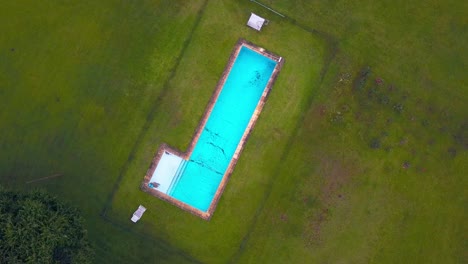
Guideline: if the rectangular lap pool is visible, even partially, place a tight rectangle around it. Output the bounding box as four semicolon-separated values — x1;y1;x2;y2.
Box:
142;39;283;219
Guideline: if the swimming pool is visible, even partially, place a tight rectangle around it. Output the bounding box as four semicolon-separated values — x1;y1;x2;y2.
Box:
142;40;283;219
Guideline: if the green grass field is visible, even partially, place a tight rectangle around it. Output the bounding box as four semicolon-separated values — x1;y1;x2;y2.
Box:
1;0;466;263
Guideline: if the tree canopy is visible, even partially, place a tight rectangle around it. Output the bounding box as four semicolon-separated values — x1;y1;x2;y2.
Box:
0;186;93;263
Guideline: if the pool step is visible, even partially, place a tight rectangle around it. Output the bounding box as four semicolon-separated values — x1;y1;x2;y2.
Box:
167;159;188;195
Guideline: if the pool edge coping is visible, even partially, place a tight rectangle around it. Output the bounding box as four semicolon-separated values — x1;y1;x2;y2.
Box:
141;39;284;220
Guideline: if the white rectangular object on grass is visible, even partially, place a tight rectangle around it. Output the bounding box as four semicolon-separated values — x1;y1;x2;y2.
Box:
131;205;147;223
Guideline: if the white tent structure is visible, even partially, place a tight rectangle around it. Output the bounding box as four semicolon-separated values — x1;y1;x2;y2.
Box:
247;13;267;31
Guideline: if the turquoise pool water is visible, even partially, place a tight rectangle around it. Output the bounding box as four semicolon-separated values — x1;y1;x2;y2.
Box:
168;46;277;211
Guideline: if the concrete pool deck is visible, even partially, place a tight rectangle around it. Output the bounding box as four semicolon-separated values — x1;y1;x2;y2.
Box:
141;39;284;220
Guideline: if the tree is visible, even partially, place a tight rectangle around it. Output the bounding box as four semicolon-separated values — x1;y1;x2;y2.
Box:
0;186;93;263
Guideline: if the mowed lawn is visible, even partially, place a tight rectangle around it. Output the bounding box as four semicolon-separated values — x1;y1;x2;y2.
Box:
235;0;467;263
1;0;467;264
0;0;206;263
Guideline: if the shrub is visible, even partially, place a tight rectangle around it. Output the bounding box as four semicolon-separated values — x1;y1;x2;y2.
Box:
393;103;404;113
330;111;344;123
369;138;381;149
353;66;371;91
